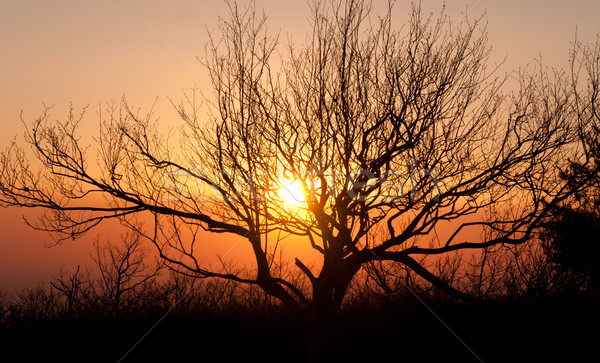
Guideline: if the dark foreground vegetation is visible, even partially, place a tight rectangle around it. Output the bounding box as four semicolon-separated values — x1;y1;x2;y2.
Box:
1;285;597;362
1;231;598;363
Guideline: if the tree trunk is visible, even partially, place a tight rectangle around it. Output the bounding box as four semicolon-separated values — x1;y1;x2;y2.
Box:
306;262;358;362
307;285;339;362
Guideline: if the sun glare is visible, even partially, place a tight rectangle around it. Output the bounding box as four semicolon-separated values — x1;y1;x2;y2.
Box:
278;179;306;207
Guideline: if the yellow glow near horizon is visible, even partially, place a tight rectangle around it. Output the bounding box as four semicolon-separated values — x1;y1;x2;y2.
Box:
278;179;306;207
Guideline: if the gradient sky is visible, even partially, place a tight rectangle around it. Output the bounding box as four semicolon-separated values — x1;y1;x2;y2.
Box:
1;0;599;292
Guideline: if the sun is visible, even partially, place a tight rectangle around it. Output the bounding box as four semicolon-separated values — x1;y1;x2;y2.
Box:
278;178;306;207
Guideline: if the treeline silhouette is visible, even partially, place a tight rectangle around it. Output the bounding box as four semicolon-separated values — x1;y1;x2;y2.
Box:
1;213;598;362
2;227;597;327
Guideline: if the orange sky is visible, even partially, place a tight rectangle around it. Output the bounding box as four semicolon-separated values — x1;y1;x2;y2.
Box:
1;0;599;292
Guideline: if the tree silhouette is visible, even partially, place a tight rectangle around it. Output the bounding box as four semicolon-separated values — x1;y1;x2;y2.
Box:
541;207;600;295
539;37;600;297
50;265;86;319
87;231;164;319
1;0;598;359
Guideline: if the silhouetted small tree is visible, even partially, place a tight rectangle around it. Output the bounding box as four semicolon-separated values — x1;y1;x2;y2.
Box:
87;231;164;319
539;37;600;297
541;208;600;296
50;265;87;319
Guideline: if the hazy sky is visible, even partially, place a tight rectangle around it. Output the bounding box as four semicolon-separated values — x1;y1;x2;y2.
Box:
1;0;599;291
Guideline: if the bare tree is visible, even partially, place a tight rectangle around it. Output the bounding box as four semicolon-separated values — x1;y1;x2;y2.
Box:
531;34;600;297
86;231;164;319
1;0;598;359
50;265;87;318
